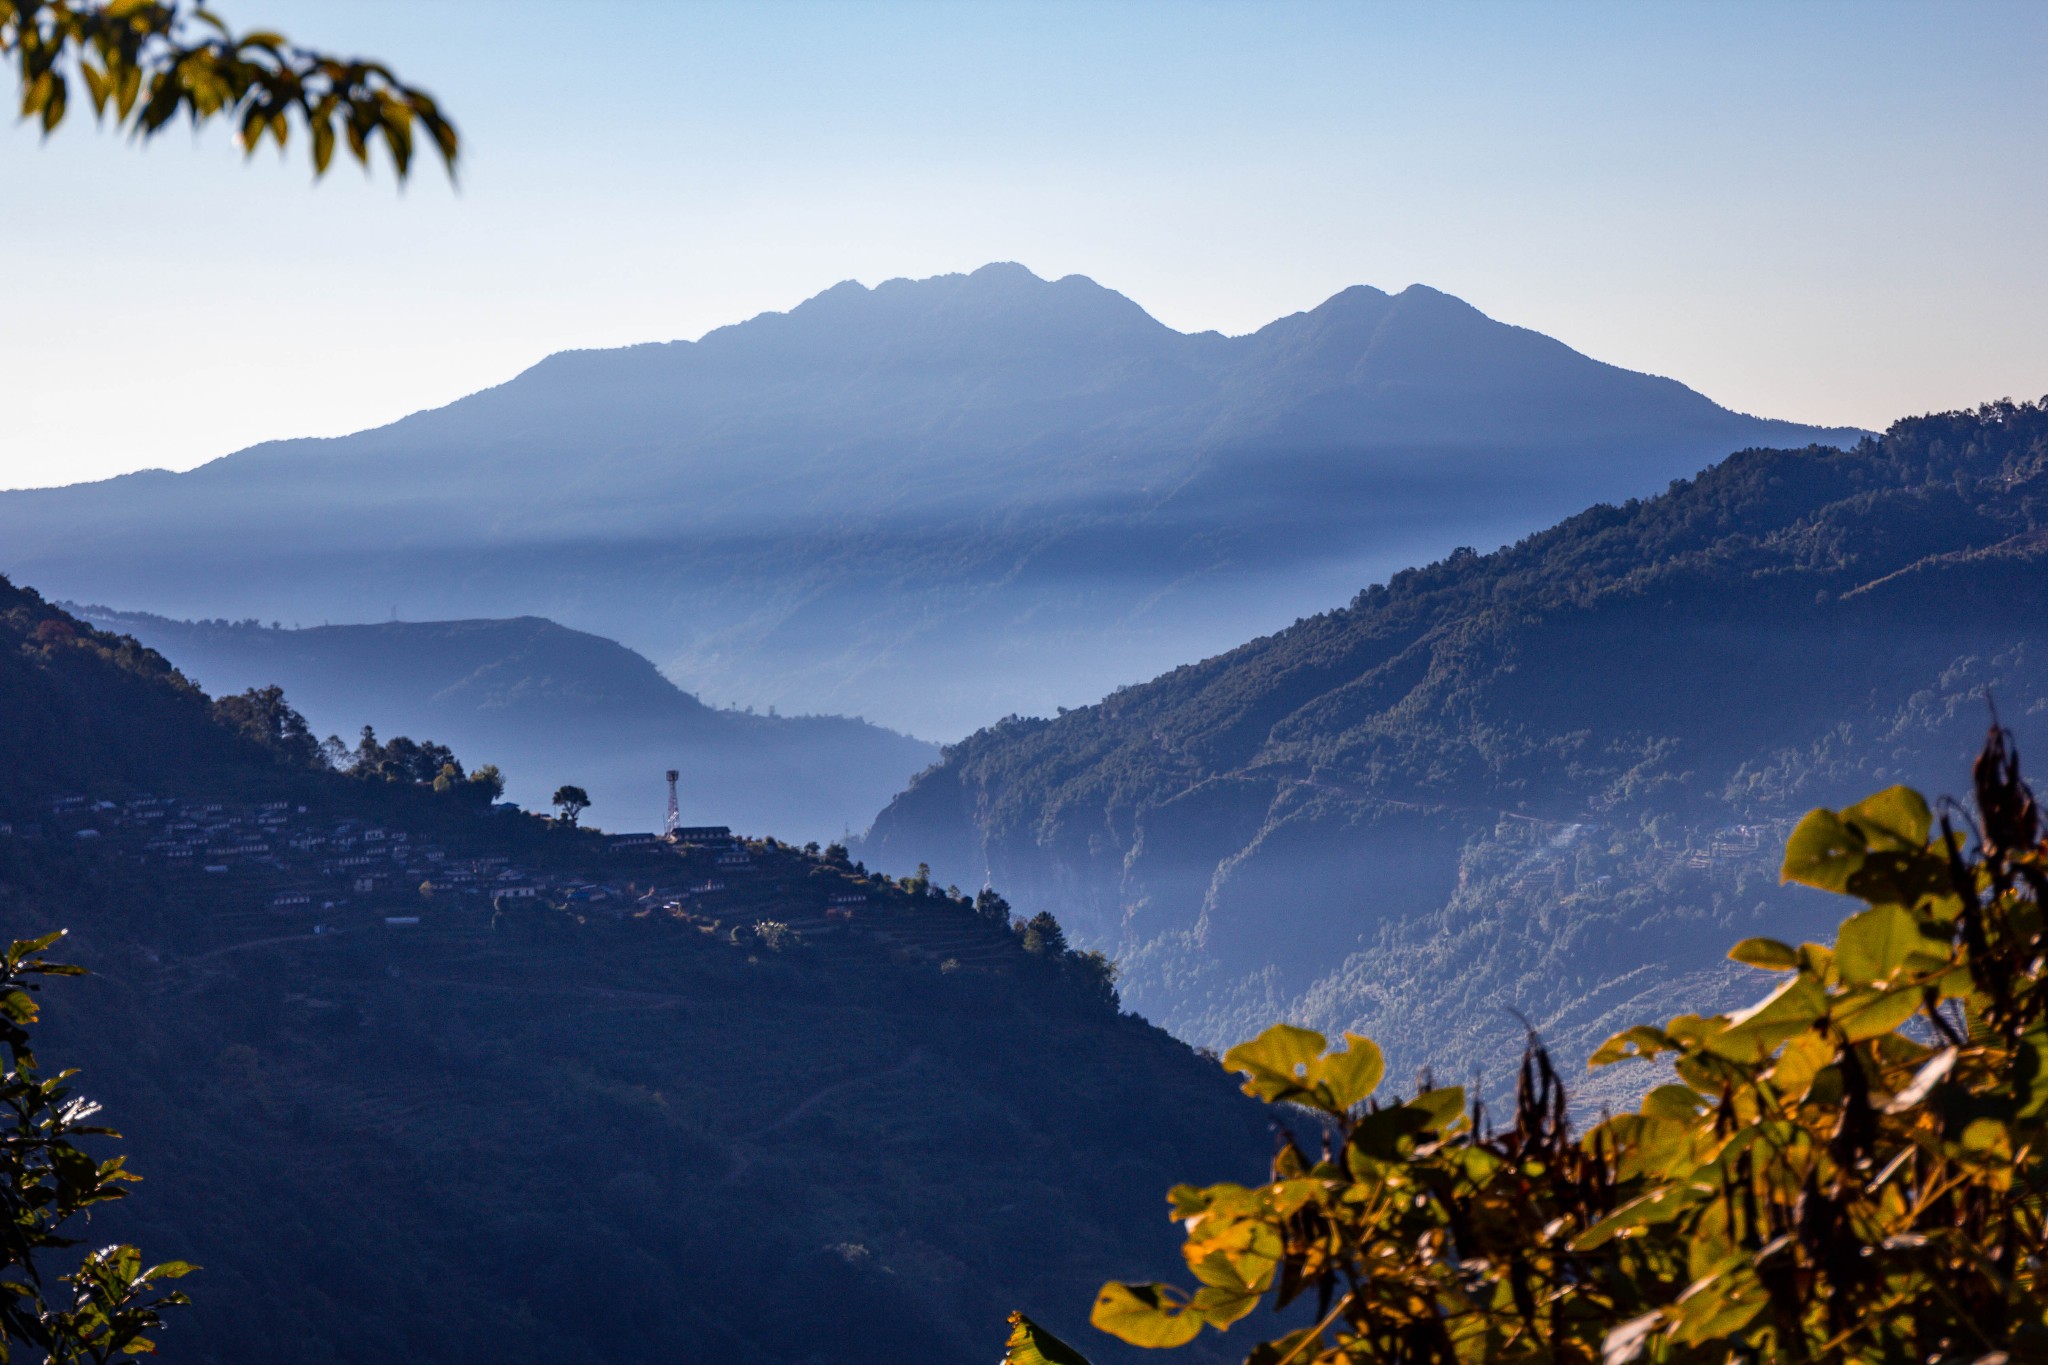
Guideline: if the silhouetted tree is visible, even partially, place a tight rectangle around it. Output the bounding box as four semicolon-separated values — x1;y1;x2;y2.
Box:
1019;911;1065;956
551;785;590;826
210;684;321;768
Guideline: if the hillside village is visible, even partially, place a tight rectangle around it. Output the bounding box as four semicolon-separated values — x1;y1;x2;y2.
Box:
0;789;1067;980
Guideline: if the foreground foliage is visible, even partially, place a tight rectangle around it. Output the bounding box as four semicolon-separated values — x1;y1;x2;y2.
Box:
0;934;190;1363
1009;726;2048;1364
3;0;456;179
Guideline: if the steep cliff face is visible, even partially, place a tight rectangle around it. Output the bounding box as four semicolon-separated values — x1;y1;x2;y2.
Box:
860;401;2048;1075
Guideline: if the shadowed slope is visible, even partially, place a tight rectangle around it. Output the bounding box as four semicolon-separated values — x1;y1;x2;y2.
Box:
859;400;2048;1090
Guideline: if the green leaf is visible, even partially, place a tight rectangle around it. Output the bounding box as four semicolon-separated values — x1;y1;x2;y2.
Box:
1003;1312;1095;1365
1572;1185;1698;1250
1833;904;1940;984
1409;1085;1467;1130
1729;937;1800;970
1781;808;1864;892
1591;1025;1678;1067
1716;974;1827;1058
1840;786;1932;850
1832;985;1924;1043
1222;1024;1326;1106
1641;1084;1705;1120
1348;1103;1434;1165
1319;1032;1384;1110
1091;1282;1204;1348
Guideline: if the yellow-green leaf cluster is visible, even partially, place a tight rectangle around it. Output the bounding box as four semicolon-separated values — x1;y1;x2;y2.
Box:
2;0;457;180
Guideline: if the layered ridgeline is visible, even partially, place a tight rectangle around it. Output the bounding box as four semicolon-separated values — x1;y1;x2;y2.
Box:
66;609;936;845
0;580;1264;1363
0;265;1861;738
860;401;2048;1102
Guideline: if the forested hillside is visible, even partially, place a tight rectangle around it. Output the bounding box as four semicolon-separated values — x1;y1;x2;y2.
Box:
0;582;1262;1362
861;400;2048;1094
66;610;936;844
0;265;1861;736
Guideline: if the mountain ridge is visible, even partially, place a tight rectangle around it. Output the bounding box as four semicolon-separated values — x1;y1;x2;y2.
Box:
0;264;1868;736
856;399;2048;1086
66;608;939;843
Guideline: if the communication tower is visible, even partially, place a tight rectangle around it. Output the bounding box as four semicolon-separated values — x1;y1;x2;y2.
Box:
664;769;681;838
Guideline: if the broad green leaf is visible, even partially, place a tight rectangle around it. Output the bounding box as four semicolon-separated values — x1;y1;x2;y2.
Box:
1781;808;1863;892
1729;937;1800;970
1003;1313;1095;1365
1091;1282;1204;1347
1409;1084;1467;1130
1319;1032;1384;1110
1348;1104;1433;1165
1641;1084;1705;1120
1188;1281;1261;1329
1833;903;1941;985
1572;1184;1699;1250
1767;1029;1834;1102
1612;1113;1694;1181
1591;1025;1677;1067
1716;975;1827;1058
1832;985;1924;1043
1841;786;1932;850
1222;1024;1326;1105
1184;1219;1281;1294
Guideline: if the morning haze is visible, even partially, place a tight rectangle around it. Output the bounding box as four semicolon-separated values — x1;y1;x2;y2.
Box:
1;3;2045;1363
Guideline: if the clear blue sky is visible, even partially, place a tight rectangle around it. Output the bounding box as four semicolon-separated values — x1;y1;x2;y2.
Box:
4;0;2045;488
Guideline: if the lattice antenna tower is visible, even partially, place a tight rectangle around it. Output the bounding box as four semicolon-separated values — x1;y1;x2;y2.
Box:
664;769;680;838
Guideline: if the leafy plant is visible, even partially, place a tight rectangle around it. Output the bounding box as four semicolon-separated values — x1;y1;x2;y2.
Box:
3;0;456;179
1006;725;2048;1364
0;933;192;1363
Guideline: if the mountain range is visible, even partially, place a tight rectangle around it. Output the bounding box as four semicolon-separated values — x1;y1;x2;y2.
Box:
65;609;936;845
859;400;2048;1101
0;264;1864;738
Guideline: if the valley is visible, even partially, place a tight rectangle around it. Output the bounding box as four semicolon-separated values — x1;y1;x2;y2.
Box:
66;610;937;844
0;265;1863;738
860;400;2048;1092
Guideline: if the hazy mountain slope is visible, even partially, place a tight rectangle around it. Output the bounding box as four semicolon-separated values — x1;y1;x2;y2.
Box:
0;582;1264;1363
858;400;2048;1089
0;264;1863;737
65;610;937;844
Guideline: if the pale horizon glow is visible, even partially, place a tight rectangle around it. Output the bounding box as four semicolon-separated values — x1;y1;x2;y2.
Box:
3;0;2045;489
